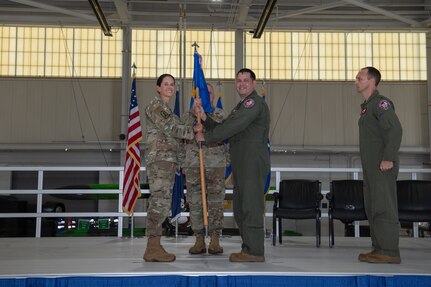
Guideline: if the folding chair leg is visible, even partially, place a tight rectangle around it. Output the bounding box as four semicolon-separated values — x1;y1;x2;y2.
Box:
329;216;334;248
315;217;321;247
278;218;282;244
272;215;276;246
328;218;333;247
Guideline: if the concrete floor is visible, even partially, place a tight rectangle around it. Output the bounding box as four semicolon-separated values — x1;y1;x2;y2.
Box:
0;235;430;278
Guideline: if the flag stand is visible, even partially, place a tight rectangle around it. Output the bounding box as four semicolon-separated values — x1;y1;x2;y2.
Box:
130;214;134;238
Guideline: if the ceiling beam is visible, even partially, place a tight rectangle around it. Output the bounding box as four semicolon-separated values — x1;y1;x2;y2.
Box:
9;0;96;22
342;0;422;28
235;0;253;25
275;1;346;20
113;0;130;23
421;18;431;27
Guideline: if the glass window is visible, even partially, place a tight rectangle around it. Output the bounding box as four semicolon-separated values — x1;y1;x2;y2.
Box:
132;29;235;79
15;27;45;76
0;26;427;81
345;33;373;80
0;26;17;75
0;26;122;77
246;31;426;81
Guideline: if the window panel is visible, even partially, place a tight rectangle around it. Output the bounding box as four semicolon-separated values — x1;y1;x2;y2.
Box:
0;26;427;80
133;29;234;79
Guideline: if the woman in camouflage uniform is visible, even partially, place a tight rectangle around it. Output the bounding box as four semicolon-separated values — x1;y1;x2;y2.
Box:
143;74;195;262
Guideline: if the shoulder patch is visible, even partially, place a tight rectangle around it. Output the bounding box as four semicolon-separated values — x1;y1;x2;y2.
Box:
243;98;255;109
378;99;391;110
160;109;171;119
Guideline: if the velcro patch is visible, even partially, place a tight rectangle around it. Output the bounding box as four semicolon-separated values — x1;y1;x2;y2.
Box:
379;100;391;110
160;110;170;119
243;99;255;109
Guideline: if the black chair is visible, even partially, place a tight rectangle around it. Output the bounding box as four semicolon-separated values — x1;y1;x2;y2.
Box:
272;179;323;247
397;180;431;237
326;180;367;247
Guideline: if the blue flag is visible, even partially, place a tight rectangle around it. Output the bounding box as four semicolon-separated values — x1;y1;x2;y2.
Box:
216;89;232;184
170;89;185;223
216;95;223;110
174;89;180;116
263;139;271;194
262;94;271;194
170;168;184;223
193;51;213;113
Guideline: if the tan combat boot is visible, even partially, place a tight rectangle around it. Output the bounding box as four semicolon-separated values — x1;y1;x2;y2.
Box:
229;251;265;262
189;234;206;254
208;233;223;254
143;236;176;262
358;250;375;262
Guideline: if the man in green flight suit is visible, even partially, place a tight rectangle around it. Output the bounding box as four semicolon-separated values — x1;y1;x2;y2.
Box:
355;66;402;264
194;68;270;262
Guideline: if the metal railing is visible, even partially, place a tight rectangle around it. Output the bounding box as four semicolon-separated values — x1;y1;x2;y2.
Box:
0;166;430;238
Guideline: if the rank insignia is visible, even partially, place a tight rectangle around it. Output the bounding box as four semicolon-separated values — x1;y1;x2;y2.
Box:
378;100;391;110
243;98;255;109
360;107;367;115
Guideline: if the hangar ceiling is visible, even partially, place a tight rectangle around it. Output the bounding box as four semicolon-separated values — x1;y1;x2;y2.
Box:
0;0;430;32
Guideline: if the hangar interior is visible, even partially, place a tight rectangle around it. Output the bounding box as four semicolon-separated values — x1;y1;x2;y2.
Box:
1;0;431;238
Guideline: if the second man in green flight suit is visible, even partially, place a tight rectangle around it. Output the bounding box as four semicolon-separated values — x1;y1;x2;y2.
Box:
355;66;403;264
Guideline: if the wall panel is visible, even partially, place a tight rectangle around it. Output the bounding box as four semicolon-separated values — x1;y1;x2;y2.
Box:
0;78;427;149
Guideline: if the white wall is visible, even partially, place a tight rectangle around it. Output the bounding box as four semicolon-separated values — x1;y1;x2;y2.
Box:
0;78;428;151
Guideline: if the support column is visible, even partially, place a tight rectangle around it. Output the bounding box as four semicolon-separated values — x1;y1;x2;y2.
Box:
235;29;244;73
426;32;431;162
118;25;133;238
120;25;132;166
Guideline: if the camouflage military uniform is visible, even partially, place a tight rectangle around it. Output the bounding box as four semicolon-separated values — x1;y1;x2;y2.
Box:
144;95;194;237
182;107;228;236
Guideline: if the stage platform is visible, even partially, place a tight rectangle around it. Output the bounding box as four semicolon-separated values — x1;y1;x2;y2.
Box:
1;235;430;287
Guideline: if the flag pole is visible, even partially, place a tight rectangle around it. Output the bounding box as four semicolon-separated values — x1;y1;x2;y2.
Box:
192;42;209;238
196;88;209;238
130;63;137;239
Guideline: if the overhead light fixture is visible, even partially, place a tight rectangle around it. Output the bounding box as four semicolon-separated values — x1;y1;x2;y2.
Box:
88;0;113;36
253;0;277;39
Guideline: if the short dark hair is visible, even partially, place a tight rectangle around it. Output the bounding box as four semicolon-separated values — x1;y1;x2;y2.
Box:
236;68;256;81
156;74;175;86
363;67;381;86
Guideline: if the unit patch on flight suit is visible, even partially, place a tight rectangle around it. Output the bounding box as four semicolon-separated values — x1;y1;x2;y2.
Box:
378;99;391;110
243;99;255;109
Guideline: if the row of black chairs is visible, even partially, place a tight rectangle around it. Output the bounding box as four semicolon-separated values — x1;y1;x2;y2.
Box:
272;179;431;247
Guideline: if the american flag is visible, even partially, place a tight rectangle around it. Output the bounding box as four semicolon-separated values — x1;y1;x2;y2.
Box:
122;77;142;215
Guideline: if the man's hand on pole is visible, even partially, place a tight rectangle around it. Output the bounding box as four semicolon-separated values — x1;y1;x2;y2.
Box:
192;98;207;121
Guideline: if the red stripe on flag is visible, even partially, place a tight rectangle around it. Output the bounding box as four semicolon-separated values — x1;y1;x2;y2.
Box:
122;78;142;215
